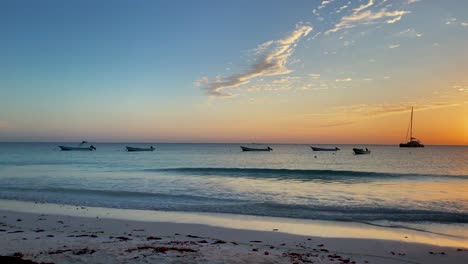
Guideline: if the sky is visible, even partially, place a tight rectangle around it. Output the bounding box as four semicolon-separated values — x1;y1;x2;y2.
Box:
0;0;467;144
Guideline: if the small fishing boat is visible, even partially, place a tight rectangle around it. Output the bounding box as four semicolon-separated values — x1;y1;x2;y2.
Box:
353;148;370;155
59;141;96;151
240;146;273;152
311;146;340;151
126;146;155;152
399;106;424;148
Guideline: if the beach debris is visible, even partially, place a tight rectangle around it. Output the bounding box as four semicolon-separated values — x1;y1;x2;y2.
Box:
186;234;201;238
46;235;54;237
264;251;270;255
17;219;22;222
212;239;227;244
272;228;279;231
115;236;132;241
252;248;258;252
429;251;446;255
75;234;97;238
197;240;209;243
47;248;95;255
125;246;197;254
147;236;162;240
0;256;54;264
8;230;24;233
34;229;45;233
250;240;263;243
73;248;96;255
283;252;317;263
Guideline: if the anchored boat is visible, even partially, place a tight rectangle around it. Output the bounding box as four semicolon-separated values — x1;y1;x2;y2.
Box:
353;148;370;155
311;146;340;151
240;146;273;152
400;106;424;148
126;146;155;152
59;141;96;151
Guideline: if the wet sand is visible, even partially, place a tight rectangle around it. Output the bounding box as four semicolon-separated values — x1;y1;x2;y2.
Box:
0;207;467;264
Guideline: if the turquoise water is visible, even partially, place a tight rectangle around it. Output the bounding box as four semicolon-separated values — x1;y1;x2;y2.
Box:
0;143;467;225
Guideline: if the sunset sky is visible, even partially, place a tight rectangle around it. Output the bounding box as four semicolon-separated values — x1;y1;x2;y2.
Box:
0;0;467;144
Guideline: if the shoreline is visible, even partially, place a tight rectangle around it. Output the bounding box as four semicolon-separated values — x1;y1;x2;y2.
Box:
1;200;467;263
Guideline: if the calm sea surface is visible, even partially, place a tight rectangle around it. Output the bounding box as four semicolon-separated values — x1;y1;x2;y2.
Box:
0;143;467;228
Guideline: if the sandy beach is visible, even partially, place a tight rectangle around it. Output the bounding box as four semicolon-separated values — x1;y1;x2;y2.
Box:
0;201;466;264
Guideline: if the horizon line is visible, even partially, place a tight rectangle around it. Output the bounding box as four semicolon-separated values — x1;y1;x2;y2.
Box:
0;141;466;147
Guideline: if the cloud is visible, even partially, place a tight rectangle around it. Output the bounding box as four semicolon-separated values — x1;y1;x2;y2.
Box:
193;77;209;87
318;0;333;10
353;0;374;13
335;5;349;14
326;1;410;34
335;78;352;82
308;73;321;79
397;28;423;38
335;102;459;118
388;44;400;49
197;25;313;97
317;120;356;128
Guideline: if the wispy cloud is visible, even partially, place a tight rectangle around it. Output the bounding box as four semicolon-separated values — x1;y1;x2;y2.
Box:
197;25;313;97
397;28;423;37
388;44;401;49
318;0;333;10
353;0;374;13
335;102;459;118
308;73;321;79
326;0;410;34
335;78;353;82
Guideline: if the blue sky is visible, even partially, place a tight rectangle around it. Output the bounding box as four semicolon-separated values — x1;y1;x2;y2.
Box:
0;0;467;143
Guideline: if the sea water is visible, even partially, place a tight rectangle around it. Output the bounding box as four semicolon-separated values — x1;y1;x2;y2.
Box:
0;143;467;239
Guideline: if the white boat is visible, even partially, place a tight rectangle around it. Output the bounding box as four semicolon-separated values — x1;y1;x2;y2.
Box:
59;141;96;151
240;146;272;152
353;148;370;155
126;146;155;152
311;146;340;151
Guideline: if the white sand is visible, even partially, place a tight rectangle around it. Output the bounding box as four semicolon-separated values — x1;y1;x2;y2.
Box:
0;201;467;263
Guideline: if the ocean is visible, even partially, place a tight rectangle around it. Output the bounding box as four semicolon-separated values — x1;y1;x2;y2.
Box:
0;143;467;236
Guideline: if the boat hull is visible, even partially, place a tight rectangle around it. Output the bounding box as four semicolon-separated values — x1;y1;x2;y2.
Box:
399;143;424;148
126;146;155;152
59;146;96;151
240;146;272;152
353;148;370;155
311;147;339;151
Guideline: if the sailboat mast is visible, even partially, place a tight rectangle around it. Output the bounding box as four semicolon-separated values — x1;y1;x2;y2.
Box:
410;106;413;139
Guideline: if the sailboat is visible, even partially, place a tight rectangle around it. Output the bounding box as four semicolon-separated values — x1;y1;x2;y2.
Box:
399;106;424;148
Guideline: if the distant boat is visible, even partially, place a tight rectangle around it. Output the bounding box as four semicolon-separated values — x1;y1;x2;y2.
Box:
59;141;96;151
126;146;155;152
400;106;424;148
311;146;340;151
353;148;370;155
240;146;273;152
